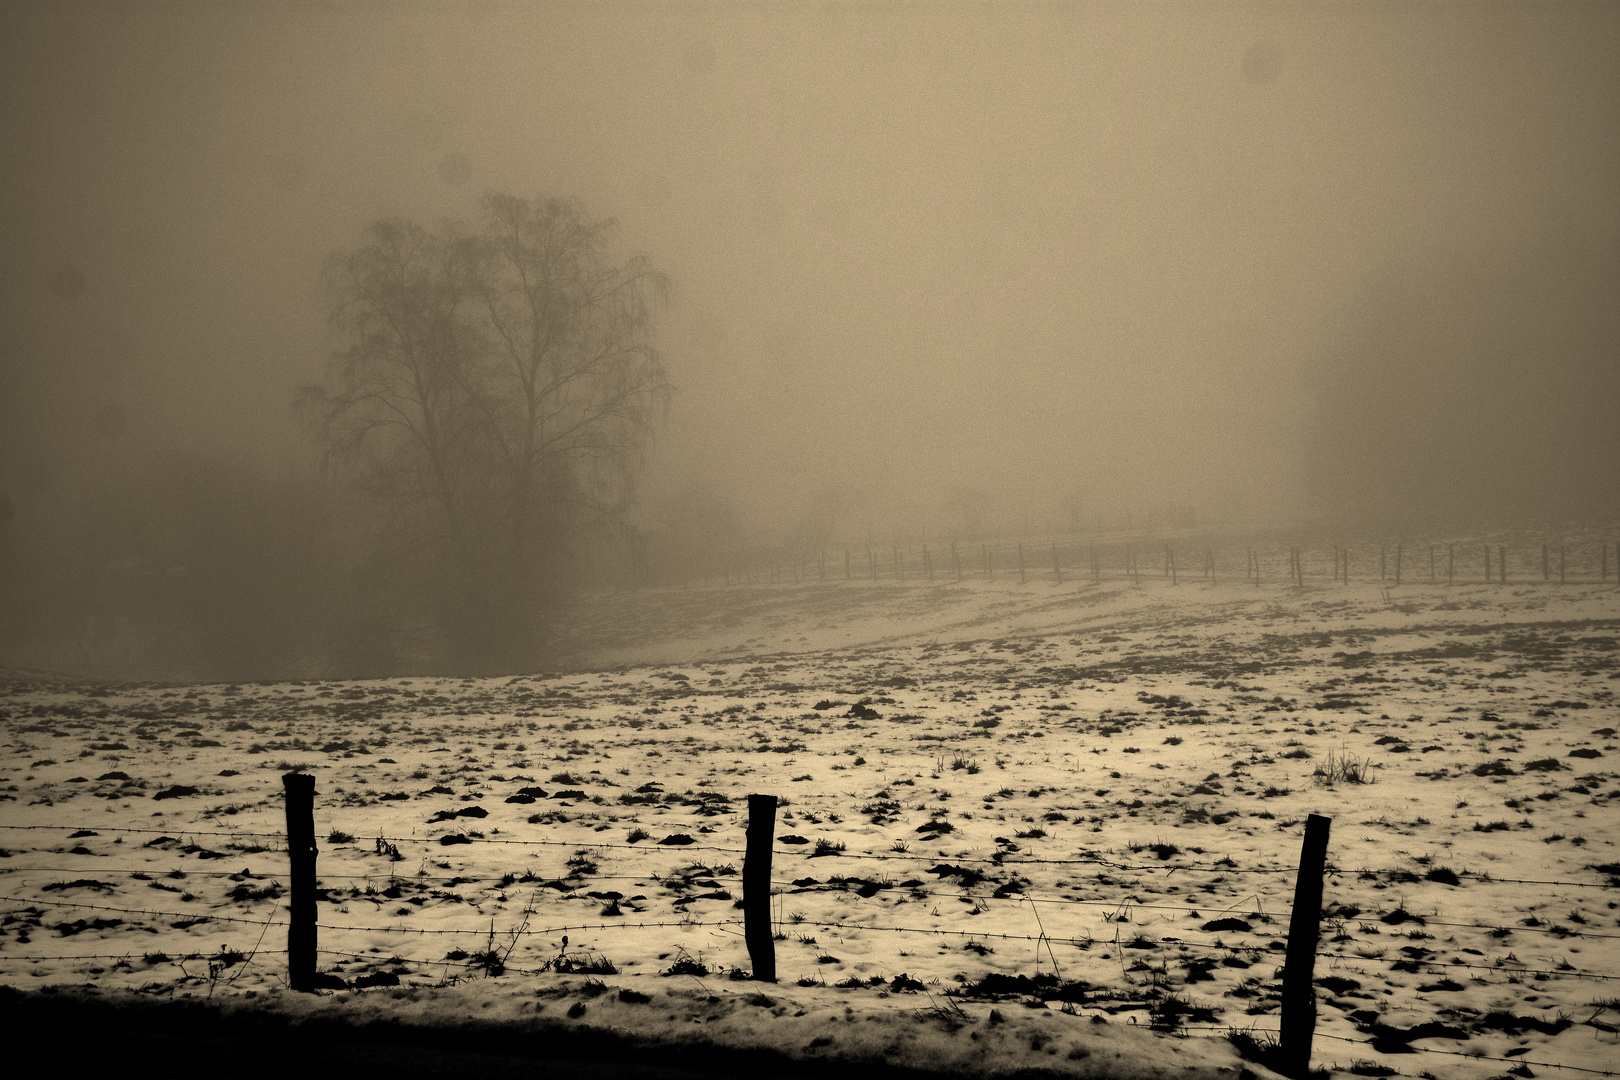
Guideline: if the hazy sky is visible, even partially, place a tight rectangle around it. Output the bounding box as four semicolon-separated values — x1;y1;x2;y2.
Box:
3;1;1616;540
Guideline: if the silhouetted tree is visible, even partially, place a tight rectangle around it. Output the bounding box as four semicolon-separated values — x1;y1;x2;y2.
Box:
300;195;670;671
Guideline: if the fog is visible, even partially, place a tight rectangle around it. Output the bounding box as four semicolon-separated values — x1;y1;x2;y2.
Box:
2;1;1616;679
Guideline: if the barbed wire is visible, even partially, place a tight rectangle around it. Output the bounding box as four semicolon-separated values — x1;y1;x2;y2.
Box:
1319;951;1618;983
8;822;1614;890
0;894;287;928
1334;866;1619;889
0;824;288;839
0;951;293;962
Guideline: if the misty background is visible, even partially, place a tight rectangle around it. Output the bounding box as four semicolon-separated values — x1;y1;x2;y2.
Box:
2;1;1616;681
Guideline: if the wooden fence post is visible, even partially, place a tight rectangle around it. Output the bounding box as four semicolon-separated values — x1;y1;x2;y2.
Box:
744;793;778;982
282;771;317;993
1280;813;1332;1079
952;541;962;582
1017;543;1026;584
924;545;933;581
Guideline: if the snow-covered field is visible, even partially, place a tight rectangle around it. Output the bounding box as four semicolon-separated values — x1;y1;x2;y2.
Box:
2;574;1617;1078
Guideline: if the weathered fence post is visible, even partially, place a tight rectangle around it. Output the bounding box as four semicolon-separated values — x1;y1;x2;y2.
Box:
282;771;317;993
1280;813;1331;1079
744;793;778;982
1017;543;1026;584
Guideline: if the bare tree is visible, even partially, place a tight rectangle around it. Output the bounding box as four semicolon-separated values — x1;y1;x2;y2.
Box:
472;194;670;606
299;196;670;671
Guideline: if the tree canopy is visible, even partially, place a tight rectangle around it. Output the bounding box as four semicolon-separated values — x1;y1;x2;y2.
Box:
300;193;670;672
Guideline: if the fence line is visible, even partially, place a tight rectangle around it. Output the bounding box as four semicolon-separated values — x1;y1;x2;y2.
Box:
4;788;1616;1079
687;533;1620;594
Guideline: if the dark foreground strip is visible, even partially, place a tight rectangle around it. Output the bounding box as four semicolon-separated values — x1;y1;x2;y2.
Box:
0;985;1002;1080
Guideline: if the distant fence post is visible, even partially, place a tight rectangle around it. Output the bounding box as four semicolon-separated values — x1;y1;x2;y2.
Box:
744;793;778;982
1017;543;1026;584
282;771;317;993
1279;813;1332;1079
952;541;962;581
